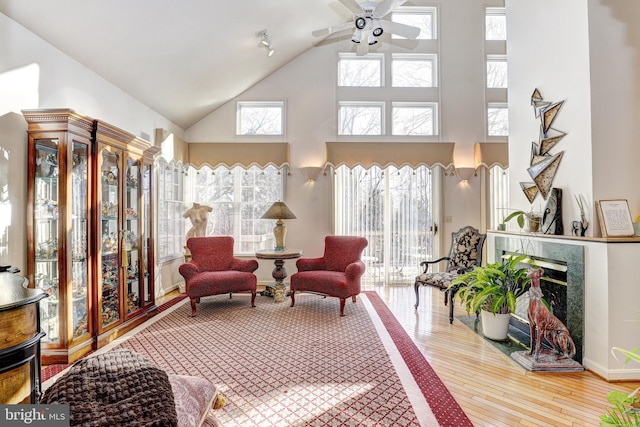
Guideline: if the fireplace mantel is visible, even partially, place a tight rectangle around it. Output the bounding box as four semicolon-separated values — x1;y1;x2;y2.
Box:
487;231;640;381
490;229;640;244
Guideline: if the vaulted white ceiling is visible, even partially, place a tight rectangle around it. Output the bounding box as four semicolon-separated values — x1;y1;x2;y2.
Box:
0;0;352;129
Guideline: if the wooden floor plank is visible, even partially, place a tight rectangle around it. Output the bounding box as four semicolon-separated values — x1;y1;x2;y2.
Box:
371;283;640;427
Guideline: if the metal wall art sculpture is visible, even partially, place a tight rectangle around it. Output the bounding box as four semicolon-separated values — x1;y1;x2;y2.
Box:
521;89;567;203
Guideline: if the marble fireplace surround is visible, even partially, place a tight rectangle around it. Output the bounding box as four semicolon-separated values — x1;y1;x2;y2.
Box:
488;231;640;381
494;235;585;363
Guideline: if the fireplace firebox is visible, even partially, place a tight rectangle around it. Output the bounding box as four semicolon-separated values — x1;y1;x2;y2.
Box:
495;237;585;363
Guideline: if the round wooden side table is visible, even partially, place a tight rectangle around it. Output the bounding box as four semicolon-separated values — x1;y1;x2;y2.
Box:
255;248;302;302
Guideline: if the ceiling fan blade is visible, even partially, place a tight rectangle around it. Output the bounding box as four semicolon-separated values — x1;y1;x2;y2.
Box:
312;21;354;38
339;0;365;15
356;31;370;56
380;20;420;39
373;0;407;18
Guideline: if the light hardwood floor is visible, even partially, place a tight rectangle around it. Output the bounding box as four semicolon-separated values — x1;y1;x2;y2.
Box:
372;283;639;427
161;284;637;426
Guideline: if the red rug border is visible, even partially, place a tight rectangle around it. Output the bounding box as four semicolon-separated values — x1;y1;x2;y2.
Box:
363;291;473;427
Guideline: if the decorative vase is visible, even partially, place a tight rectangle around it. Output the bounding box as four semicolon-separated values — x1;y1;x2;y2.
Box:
480;310;511;341
526;216;541;233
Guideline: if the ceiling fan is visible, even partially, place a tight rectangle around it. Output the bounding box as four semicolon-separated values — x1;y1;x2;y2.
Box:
313;0;421;56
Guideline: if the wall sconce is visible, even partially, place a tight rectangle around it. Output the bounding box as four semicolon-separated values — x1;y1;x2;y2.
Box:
455;167;475;183
258;30;275;57
300;166;323;183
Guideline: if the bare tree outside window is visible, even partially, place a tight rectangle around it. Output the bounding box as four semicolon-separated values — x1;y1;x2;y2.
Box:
334;165;433;285
189;165;284;254
392;55;435;87
339;55;382;87
392;9;435;40
339;103;383;135
237;102;284;135
487;56;508;88
392;104;435;135
486;8;507;40
488;104;509;136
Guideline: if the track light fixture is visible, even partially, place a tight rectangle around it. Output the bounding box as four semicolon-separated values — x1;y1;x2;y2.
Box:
258;30;275;57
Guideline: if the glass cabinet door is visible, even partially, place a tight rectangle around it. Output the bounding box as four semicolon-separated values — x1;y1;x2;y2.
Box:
99;148;121;329
71;142;90;339
142;162;153;306
125;157;142;316
33;139;60;343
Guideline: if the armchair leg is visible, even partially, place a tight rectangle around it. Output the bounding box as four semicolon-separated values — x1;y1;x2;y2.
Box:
414;281;420;309
447;289;455;324
339;298;346;317
351;295;357;303
250;291;256;307
290;290;296;307
190;298;197;317
229;293;232;299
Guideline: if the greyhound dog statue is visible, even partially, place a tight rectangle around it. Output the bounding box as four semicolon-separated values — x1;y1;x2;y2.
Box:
527;267;576;360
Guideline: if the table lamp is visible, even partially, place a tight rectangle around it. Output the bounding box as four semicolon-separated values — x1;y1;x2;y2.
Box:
261;201;297;250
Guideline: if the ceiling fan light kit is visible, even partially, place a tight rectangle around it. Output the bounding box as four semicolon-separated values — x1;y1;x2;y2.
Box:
313;0;420;56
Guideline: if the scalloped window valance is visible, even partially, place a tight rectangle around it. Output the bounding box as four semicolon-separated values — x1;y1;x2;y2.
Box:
187;142;290;169
324;142;455;169
474;142;508;169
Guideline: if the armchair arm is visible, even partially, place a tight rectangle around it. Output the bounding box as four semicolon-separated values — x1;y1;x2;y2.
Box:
230;258;259;273
345;260;366;281
455;265;475;274
178;262;201;282
419;256;450;274
296;257;326;272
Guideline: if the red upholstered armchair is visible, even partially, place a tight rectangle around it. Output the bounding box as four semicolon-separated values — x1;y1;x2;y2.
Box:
179;236;259;316
290;236;368;316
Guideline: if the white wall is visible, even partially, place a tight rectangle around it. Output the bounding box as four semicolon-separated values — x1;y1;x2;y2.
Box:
0;12;184;291
187;0;501;279
505;0;594;234
506;0;640;236
587;1;640;219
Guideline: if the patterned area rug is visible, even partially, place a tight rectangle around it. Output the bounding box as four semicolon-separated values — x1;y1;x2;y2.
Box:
48;292;471;426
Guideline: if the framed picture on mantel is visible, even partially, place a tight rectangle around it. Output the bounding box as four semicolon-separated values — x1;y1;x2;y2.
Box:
596;199;635;237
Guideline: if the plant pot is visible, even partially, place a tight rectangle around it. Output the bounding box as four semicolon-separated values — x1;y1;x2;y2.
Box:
526;216;541;233
480;310;511;341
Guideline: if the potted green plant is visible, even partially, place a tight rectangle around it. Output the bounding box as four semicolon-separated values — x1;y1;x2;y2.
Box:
449;254;531;340
504;209;542;232
600;342;640;426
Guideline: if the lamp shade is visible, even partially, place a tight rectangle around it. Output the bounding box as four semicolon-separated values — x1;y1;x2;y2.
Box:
261;202;297;220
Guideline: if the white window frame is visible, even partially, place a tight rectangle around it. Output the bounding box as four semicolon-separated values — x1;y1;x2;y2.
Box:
157;158;185;261
486;54;508;89
391;6;438;40
485;7;507;41
338;102;385;135
338;53;384;87
487;102;509;137
392;102;438;136
391;53;438;88
236;101;285;136
187;165;286;255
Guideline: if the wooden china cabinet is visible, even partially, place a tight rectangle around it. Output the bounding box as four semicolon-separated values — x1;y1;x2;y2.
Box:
94;121;159;349
24;109;159;364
